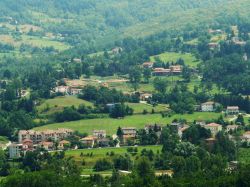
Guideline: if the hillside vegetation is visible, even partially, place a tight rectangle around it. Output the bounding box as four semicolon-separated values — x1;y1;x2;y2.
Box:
0;0;250;48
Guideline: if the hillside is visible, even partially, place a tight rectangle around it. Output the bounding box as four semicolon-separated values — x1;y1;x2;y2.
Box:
0;0;250;49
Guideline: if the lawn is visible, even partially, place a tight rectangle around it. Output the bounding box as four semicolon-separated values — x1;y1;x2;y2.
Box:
239;148;250;164
64;145;162;170
126;103;169;114
150;52;200;67
37;96;94;114
34;112;221;135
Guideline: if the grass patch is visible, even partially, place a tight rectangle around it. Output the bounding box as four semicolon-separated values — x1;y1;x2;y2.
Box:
37;96;93;114
126;103;169;114
150;52;200;67
34;112;221;135
64;145;162;170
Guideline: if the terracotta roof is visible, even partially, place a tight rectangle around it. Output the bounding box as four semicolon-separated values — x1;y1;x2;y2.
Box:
207;123;221;127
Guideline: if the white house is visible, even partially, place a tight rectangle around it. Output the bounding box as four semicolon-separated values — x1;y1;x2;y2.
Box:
204;123;222;137
201;102;216;112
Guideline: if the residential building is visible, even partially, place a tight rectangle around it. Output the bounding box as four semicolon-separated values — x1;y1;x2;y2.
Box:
153;68;171;76
54;86;70;95
226;106;239;115
39;141;54;151
170;65;182;74
58;140;70;150
140;93;152;101
201;102;216;112
18;128;73;144
226;125;239;133
122;127;137;137
80;136;97;148
97;138;110;147
143;62;154;68
204;123;222;137
70;88;82;95
8;143;22;159
242;131;250;143
145;124;162;137
93;130;106;139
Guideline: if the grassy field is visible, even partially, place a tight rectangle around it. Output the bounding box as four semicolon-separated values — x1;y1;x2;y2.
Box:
126;103;169;114
37;96;94;114
150;52;200;67
64;145;162;170
239;148;250;164
0;34;70;51
34;112;221;135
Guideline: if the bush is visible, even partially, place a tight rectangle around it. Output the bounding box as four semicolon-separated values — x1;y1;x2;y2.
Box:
93;159;112;171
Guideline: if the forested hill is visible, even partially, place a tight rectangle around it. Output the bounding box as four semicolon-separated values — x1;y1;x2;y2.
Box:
0;0;250;47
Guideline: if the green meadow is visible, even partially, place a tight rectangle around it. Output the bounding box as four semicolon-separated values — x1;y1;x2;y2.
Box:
150;52;200;67
64;145;162;170
37;96;94;114
34;112;221;135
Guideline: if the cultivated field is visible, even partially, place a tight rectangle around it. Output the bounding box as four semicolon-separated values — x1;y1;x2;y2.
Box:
34;112;221;135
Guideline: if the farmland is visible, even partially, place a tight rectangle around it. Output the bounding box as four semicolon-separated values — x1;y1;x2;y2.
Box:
34;112;221;135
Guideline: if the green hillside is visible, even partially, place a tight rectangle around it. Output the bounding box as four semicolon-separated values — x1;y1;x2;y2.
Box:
0;0;250;48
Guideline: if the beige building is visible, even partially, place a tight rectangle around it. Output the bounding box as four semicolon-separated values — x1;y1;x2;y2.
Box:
18;128;73;144
204;123;222;136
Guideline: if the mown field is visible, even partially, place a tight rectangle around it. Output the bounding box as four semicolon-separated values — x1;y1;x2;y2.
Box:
34;112;221;135
37;96;93;114
150;52;200;67
64;145;162;173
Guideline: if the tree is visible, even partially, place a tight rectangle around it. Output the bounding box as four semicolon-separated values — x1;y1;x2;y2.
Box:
153;77;168;94
143;68;151;83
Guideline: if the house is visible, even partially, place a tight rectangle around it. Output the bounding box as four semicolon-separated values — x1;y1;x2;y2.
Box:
170;122;189;138
70;88;82;95
112;47;123;54
143;62;154;69
39;141;54;151
170;65;182;74
226;106;239;115
153;68;171;76
243;53;248;61
93;130;106;139
58;140;70;150
208;43;220;50
122;127;137;137
226;125;239;133
178;125;189;138
22;139;34;151
195;121;206;126
201;102;216;112
80;136;97;148
242;131;250;143
54;86;70;95
97;138;110;147
8;143;23;159
204;123;222;137
140;93;152;101
145;124;162;137
145;124;162;133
